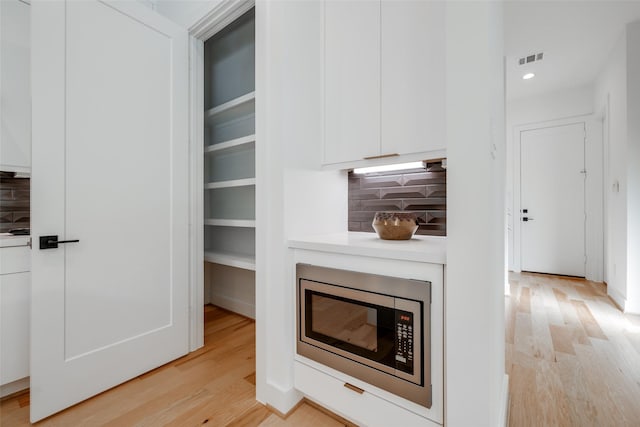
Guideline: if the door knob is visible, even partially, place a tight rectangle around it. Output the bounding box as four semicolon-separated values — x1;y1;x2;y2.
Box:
39;235;80;250
522;217;535;222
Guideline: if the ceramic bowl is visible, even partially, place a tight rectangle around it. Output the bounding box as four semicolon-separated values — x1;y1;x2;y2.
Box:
372;211;419;240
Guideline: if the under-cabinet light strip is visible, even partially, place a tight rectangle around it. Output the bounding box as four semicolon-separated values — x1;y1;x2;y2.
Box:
352;161;425;175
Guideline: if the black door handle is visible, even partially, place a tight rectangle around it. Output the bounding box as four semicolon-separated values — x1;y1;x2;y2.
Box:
522;217;535;222
39;235;80;250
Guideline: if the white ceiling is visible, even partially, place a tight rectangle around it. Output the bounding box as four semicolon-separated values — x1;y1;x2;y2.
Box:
504;0;640;100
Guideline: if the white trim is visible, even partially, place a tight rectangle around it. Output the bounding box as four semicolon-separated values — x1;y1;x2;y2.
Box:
497;374;509;427
209;293;255;319
608;284;627;312
264;381;304;415
186;0;256;354
188;36;205;352
189;0;254;40
254;0;267;408
585;118;604;282
599;94;611;287
0;377;29;398
513;114;604;281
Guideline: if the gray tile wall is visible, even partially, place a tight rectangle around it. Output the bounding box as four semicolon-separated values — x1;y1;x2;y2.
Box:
348;161;446;236
0;175;30;233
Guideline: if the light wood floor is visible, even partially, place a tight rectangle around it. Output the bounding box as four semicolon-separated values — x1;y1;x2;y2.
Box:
0;305;345;427
506;272;640;427
3;275;640;427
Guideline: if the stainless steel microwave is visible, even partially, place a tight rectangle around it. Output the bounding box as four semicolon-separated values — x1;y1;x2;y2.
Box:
296;263;432;408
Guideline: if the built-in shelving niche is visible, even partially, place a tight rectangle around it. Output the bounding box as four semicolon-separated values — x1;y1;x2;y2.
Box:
203;8;256;319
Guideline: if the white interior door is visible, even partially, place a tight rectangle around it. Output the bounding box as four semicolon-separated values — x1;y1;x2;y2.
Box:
520;122;585;277
31;1;189;422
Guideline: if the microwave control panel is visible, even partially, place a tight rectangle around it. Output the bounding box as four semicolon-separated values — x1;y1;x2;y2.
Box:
394;310;414;374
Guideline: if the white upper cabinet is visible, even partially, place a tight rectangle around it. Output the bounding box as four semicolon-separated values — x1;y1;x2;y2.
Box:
381;1;446;158
324;0;380;165
0;0;31;173
323;0;446;168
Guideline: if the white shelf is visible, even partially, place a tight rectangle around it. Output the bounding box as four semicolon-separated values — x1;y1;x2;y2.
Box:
204;250;255;271
205;134;256;155
205;92;255;125
205;219;256;228
205;178;255;190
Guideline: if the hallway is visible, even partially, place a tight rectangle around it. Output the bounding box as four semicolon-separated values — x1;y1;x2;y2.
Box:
506;272;640;426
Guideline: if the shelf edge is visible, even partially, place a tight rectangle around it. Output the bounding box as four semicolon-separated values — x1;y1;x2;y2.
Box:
204;219;256;228
204;251;256;271
205;91;256;118
204;178;256;190
205;134;256;154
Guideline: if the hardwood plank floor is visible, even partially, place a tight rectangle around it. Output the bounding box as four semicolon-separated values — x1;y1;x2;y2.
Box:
507;272;640;427
0;305;344;427
4;275;640;426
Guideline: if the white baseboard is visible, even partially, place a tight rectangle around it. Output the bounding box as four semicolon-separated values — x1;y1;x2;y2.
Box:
624;299;640;315
1;377;29;398
210;293;255;319
497;374;509;427
607;285;627;312
265;381;303;415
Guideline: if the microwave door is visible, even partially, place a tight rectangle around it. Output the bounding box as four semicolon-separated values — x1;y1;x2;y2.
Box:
300;280;398;377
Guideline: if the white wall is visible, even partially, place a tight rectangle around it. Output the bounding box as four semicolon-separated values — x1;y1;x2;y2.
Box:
594;30;629;310
508;84;594;126
624;22;640;313
446;2;507;426
255;0;346;413
592;21;640;314
506;84;594;272
206;263;255;318
154;0;224;29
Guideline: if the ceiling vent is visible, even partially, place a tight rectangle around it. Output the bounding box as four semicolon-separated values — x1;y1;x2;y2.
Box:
518;52;543;66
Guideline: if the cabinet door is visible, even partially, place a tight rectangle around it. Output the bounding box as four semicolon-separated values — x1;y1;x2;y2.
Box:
381;1;446;156
0;272;30;386
0;0;31;172
324;1;380;165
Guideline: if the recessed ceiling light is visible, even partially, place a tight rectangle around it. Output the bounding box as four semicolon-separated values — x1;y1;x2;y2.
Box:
522;73;535;80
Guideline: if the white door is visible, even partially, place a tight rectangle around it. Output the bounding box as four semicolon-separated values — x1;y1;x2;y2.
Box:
520;123;585;277
31;1;189;422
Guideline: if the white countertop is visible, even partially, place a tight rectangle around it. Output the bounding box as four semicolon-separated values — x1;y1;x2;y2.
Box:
0;234;31;248
288;232;446;264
